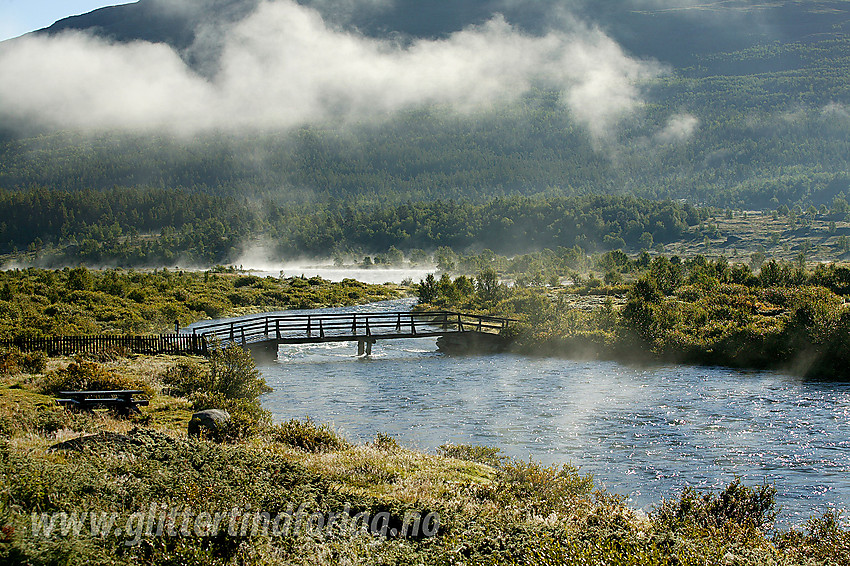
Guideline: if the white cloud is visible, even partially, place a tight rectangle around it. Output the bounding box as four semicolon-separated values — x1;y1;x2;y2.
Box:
0;32;214;133
655;112;699;143
0;0;661;140
821;102;850;122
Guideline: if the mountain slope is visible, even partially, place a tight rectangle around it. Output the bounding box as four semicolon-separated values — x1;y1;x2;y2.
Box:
34;0;850;70
0;0;847;212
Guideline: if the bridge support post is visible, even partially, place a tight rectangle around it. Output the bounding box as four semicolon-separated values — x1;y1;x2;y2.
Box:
245;341;280;365
357;340;373;356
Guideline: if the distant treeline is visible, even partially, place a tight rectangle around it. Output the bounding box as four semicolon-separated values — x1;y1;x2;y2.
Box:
0;187;706;265
268;195;704;256
0;187;253;264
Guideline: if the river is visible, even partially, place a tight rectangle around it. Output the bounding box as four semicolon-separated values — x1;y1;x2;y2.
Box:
191;298;850;526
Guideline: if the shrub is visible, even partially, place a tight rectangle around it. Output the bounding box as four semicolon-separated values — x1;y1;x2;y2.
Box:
497;460;595;516
160;362;209;398
189;345;272;431
654;479;777;533
373;432;399;451
211;411;262;443
20;351;47;374
208;344;271;401
437;443;507;468
269;418;349;452
775;512;850;563
0;349;47;376
187;297;229;318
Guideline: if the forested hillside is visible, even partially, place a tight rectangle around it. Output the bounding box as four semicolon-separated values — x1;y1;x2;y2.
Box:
2;36;849;209
1;0;850;264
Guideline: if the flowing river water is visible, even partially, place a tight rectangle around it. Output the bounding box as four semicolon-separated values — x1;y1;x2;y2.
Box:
190;298;850;526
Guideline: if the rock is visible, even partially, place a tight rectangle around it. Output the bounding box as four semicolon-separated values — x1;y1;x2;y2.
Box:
188;409;231;440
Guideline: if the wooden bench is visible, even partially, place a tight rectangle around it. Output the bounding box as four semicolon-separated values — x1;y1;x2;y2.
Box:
56;390;149;416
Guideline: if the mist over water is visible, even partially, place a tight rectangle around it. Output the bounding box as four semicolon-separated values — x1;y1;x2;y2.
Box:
252;300;850;526
248;265;435;285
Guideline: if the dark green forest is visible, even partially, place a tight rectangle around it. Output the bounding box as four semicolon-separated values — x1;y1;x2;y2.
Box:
0;187;709;264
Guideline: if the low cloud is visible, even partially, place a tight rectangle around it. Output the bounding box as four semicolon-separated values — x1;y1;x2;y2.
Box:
655;112;699;143
821;102;850;122
0;0;661;140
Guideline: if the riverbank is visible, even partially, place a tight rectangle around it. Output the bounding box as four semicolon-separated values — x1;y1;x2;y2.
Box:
0;267;406;338
1;352;848;565
418;259;850;380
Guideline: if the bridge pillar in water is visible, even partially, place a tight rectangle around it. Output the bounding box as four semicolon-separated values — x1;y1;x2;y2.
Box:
244;341;280;365
357;340;374;356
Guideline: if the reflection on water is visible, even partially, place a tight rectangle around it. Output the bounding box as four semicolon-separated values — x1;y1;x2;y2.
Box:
215;300;849;526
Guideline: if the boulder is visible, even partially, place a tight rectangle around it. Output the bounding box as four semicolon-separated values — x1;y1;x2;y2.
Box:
188;409;231;440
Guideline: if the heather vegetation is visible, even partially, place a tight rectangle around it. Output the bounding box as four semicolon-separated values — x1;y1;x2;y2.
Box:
1;351;848;565
0;267;400;339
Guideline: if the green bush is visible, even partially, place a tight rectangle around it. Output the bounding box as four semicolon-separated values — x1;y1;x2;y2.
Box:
160;362;209;398
0;349;47;376
654;479;777;533
372;432;399;451
496;460;595;516
437;443;507;468
269;417;349;452
189;345;272;432
206;345;271;402
776;512;850;563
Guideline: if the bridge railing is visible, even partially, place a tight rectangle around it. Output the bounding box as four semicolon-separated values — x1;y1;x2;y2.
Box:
190;311;515;345
0;334;209;356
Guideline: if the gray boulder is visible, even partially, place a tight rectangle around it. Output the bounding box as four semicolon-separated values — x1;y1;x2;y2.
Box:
188;409;231;440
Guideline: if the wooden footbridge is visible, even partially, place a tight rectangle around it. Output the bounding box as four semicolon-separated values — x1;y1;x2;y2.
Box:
189;310;516;360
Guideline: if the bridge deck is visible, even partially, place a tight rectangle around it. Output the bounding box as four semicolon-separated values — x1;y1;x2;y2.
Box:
190;310;515;348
